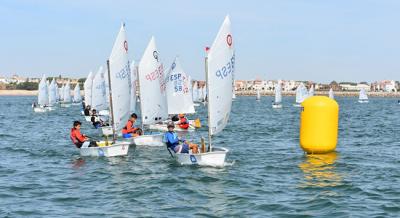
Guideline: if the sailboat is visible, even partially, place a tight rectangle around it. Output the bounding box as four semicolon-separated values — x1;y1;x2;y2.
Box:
80;23;132;157
59;85;65;102
308;85;315;97
129;61;137;113
132;36;167;146
84;71;94;107
91;66;108;112
55;82;59;103
48;79;57;110
256;89;261;101
173;15;234;167
272;83;282;108
149;56;199;132
60;80;72;107
73;83;82;104
192;81;201;106
358;88;369;103
329;88;334;99
293;83;307;107
33;75;49;112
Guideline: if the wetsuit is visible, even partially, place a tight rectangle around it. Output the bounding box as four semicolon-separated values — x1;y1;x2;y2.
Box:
164;131;189;153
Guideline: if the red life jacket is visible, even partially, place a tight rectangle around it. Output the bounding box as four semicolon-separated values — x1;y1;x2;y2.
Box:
70;128;85;146
178;117;189;129
122;120;137;134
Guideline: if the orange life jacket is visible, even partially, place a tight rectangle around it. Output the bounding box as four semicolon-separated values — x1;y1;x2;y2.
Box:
178;117;189;129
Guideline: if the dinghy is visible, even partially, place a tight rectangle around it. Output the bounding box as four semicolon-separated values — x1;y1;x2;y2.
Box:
148;56;199;132
60;81;72;107
256;89;261;101
272;83;282;108
33;75;49;112
133;36;167;146
192;81;201;106
329;88;334;99
293;83;307;107
80;23;132;157
84;71;94;107
172;15;234;167
73;83;82;104
308;85;315;97
47;79;57;110
358;88;369;103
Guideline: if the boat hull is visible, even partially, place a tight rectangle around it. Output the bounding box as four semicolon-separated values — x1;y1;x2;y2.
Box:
101;126;113;135
60;102;71;108
358;100;369;103
293;103;302;107
79;141;130;157
132;134;165;147
148;123;195;132
272;104;282;109
173;147;228;167
33;107;47;113
84;116;91;122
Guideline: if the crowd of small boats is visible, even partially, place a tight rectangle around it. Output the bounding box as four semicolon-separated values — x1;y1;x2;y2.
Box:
32;16;235;167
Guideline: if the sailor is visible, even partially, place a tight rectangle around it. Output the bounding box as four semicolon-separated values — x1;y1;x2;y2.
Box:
90;109;104;128
122;113;142;138
70;121;98;148
84;105;91;116
164;122;198;154
177;114;189;129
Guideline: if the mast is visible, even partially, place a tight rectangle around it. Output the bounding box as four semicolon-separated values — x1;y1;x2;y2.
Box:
205;56;212;152
106;60;116;143
136;64;144;131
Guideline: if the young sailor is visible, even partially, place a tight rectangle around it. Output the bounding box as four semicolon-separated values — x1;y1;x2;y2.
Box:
164;122;198;154
90;109;106;128
84;105;91;116
122;113;142;138
70;121;98;148
177;114;189;129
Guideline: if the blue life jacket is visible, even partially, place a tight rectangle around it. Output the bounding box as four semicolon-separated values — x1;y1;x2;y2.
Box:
164;131;179;150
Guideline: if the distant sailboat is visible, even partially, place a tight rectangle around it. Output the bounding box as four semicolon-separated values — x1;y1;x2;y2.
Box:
358;88;369;103
73;83;82;104
48;79;57;108
294;83;307;107
329;88;334;99
84;71;94;107
308;85;314;97
34;75;49;112
256;89;261;101
272;83;282;108
61;80;72;107
91;66;108;111
129;61;137;113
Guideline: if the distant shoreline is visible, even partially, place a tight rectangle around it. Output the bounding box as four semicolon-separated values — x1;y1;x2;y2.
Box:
1;89;399;98
236;90;400;98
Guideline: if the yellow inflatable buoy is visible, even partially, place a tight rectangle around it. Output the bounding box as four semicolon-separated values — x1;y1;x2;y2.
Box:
300;96;339;154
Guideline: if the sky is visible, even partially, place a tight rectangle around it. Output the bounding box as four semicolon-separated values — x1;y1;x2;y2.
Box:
1;0;400;83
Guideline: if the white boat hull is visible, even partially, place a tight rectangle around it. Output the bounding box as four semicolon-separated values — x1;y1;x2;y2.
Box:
148;123;195;132
272;104;282;109
33;107;47;113
72;102;81;106
293;103;302;107
132;134;165;147
358;100;369;103
85;116;91;122
98;110;110;116
60;102;71;108
173;147;228;167
79;141;130;157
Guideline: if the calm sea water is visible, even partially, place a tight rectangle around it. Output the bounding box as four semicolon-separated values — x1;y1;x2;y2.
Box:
0;96;400;217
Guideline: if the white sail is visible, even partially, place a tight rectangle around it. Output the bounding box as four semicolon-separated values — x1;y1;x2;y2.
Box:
60;85;65;102
207;15;235;136
200;86;205;101
73;83;82;102
55;82;59;101
84;71;94;106
38;75;49;106
309;85;315;97
275;83;282;103
232;87;236;99
130;61;137;113
91;66;108;111
108;23;131;131
256;89;260;100
63;80;72;103
192;81;200;102
359;88;368;100
296;83;307;103
138;36;168;125
165;57;195;115
48;79;57;106
329;88;334;99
